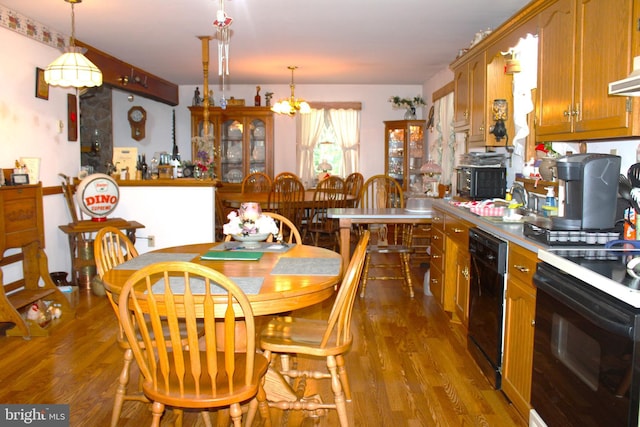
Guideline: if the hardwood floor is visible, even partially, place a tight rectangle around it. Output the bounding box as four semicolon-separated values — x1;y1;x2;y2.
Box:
0;256;526;426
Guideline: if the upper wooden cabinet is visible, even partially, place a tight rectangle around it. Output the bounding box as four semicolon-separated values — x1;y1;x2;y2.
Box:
451;9;537;148
189;106;274;191
536;0;638;141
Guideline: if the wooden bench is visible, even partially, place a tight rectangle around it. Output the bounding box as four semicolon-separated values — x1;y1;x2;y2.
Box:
0;183;75;338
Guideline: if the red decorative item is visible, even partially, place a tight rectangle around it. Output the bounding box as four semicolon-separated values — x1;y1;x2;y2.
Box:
67;94;78;141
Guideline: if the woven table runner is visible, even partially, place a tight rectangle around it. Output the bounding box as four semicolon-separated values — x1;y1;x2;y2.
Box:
150;276;264;295
270;258;342;276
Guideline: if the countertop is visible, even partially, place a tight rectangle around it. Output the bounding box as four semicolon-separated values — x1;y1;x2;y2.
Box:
431;199;549;253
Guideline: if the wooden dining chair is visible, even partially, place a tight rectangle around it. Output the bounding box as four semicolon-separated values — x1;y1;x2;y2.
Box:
344;172;364;208
223;212;303;244
241;171;272;193
268;174;305;231
305;176;346;250
94;227;145;427
259;231;369;427
357;175;415;297
95;227;208;427
118;261;271;427
273;171;299;181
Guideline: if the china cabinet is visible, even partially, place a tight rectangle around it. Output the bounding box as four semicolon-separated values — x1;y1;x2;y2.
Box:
383;120;426;192
536;0;638;141
189;106;274;191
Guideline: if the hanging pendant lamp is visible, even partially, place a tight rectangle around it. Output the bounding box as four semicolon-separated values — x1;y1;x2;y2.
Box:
45;0;102;88
272;66;310;116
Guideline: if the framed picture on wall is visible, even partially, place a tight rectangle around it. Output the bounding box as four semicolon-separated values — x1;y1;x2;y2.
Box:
35;67;49;100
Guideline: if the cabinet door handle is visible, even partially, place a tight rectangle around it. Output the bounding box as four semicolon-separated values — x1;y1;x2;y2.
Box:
453;228;464;233
432;235;439;241
432;254;440;259
513;264;530;273
431;278;439;284
563;105;572;121
572;103;580;118
531;319;536;327
462;267;469;280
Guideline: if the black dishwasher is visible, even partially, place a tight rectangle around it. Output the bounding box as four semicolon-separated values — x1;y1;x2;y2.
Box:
468;227;507;389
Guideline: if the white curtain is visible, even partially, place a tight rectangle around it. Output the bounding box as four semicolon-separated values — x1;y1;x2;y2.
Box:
328;109;360;176
429;92;455;185
297;109;325;187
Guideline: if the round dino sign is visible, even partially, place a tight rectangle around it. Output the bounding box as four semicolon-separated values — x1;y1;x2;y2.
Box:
75;173;119;221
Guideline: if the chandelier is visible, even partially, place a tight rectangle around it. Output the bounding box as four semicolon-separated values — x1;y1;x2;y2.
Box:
44;0;102;88
272;66;311;116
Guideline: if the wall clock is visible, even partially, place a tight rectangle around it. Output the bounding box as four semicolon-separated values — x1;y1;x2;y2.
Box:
128;106;146;141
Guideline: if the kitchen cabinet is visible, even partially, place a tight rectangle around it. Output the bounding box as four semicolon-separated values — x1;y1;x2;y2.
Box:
189;106;274;191
430;205;472;321
453;60;471;130
536;0;638;141
429;208;445;305
454;251;470;328
384;120;426;192
502;242;537;419
452;51;485;139
444;213;472;324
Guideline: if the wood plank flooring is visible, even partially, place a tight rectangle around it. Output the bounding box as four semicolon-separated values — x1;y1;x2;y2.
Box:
0;256;526;426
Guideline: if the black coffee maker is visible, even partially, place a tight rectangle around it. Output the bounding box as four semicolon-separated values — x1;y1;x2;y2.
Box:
553;153;621;231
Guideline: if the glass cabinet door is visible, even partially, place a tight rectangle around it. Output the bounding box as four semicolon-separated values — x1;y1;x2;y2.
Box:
221;119;244;183
387;127;405;188
384;120;426;192
249;118;267;175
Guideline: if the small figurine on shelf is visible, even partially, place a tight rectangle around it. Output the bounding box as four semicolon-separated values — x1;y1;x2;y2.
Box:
208;90;215;106
265;92;273;107
255;86;261;106
192;87;202;106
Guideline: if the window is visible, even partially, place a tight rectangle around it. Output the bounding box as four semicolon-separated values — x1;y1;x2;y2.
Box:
297;106;360;187
313;124;343;177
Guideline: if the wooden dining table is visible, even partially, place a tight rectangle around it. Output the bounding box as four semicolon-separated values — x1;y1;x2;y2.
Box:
101;241;343;316
101;241;343;413
328;207;433;266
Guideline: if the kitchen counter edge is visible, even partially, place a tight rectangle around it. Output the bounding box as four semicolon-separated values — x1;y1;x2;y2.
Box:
431;199;548;254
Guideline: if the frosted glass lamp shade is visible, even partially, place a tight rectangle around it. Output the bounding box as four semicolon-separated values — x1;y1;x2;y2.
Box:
44;46;103;88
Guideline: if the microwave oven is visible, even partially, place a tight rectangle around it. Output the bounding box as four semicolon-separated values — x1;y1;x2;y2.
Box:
456;166;506;200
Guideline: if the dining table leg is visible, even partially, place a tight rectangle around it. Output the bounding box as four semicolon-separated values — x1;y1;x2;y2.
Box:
338;218;352;266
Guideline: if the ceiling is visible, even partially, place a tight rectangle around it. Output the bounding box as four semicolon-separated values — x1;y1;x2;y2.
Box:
3;0;531;86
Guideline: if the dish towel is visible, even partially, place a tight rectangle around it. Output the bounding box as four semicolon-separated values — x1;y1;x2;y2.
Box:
271;258;342;276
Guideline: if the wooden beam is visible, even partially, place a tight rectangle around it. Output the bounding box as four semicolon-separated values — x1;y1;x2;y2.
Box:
308;102;362;110
75;40;179;106
432;81;455;102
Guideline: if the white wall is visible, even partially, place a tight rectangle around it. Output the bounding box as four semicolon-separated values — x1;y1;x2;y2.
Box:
0;27;81;279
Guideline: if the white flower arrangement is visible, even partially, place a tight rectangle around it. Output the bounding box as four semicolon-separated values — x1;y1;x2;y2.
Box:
388;95;426;110
223;210;279;237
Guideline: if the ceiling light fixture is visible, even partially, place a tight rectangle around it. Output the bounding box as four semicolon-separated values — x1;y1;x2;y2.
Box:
272;66;311;116
44;0;102;88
